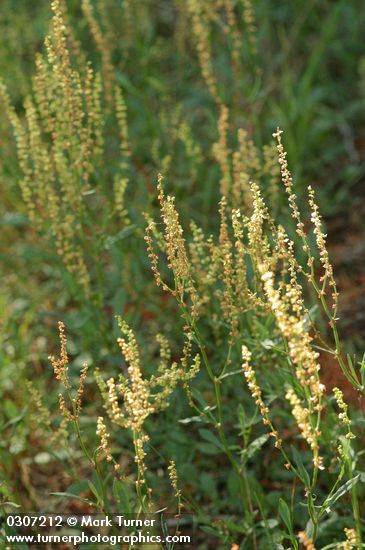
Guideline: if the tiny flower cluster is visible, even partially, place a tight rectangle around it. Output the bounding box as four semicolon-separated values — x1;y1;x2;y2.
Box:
286;388;323;470
96;416;113;462
242;345;281;448
333;387;355;439
342;528;358;549
102;317;200;488
298;531;316;550
49;322;88;422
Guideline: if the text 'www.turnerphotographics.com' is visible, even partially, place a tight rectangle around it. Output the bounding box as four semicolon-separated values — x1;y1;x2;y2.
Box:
3;513;194;547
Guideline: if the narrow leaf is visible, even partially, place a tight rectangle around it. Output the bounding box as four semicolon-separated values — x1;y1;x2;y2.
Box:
324;475;360;512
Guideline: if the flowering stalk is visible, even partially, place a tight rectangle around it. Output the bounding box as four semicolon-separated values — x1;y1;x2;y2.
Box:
273;128;361;392
49;321;112;513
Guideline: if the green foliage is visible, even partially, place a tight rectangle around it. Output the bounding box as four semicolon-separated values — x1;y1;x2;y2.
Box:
1;1;365;549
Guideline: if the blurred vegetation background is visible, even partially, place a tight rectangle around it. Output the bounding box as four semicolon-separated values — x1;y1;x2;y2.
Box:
1;0;365;546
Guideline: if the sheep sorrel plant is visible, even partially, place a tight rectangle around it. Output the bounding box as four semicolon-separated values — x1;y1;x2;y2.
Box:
40;132;364;549
136;133;365;548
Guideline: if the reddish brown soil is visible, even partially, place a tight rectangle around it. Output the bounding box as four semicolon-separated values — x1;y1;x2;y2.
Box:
321;185;365;403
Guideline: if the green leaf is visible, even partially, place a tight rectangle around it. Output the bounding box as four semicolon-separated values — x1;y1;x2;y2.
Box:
179;415;203;424
219;369;242;380
190;388;216;413
360;353;365;387
323;475;361;512
223;517;249;534
200;525;225;541
104;226;136;249
258;518;278;529
160;514;170;542
261;339;276;349
346;354;359;384
279;498;292;535
1;212;28;227
1;407;28;431
198;442;221;456
241;434;269;460
291;447;311;487
50;492;94;506
4;501;21;508
3;399;19;420
198;429;224;451
88;481;102;505
200;473;217;499
67;480;90;495
113;478;131;514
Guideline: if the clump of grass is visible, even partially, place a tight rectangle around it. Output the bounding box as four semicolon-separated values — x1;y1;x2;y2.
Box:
1;0;134;304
